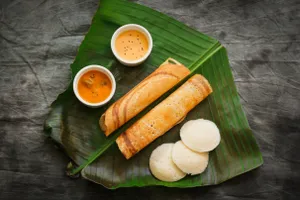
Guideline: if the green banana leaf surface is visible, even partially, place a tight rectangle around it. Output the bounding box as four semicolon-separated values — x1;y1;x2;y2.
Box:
44;0;263;189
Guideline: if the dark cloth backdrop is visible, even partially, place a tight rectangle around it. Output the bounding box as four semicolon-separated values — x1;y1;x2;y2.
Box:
0;0;299;199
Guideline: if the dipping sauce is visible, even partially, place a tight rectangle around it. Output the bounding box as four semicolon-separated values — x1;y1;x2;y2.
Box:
115;30;149;61
77;70;112;103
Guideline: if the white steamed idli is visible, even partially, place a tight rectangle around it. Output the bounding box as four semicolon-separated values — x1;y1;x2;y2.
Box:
172;141;209;175
149;143;186;182
180;119;221;152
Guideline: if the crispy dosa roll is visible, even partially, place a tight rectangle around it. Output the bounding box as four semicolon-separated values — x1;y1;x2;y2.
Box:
116;74;212;159
99;58;190;136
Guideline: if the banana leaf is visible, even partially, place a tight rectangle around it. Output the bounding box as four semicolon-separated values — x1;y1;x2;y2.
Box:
44;0;263;188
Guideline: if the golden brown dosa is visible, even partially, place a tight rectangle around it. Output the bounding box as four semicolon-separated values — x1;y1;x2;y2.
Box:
116;74;213;159
99;58;190;136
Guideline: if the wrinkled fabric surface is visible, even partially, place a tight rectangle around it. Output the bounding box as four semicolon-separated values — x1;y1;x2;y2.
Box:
0;0;299;199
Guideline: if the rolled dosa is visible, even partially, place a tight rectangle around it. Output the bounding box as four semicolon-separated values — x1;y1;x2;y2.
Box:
116;74;213;159
99;58;190;136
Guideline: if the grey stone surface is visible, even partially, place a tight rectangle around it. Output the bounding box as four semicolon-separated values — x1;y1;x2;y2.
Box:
0;0;299;199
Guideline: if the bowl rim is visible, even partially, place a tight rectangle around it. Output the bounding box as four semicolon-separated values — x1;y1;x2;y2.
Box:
111;24;153;65
73;65;116;107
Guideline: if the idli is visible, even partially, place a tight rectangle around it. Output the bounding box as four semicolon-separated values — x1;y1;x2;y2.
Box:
172;141;209;175
180;119;220;152
149;143;186;182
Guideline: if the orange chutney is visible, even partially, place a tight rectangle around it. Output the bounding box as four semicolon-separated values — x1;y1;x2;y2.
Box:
115;30;149;61
78;70;112;103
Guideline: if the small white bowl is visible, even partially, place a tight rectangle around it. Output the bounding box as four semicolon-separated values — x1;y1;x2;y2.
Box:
111;24;153;67
73;65;116;108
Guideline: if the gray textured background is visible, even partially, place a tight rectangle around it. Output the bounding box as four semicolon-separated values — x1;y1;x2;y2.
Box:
0;0;299;199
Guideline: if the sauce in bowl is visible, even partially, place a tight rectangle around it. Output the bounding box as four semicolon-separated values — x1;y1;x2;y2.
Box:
115;30;149;61
77;70;112;103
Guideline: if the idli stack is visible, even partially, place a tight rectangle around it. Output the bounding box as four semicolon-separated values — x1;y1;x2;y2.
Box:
149;119;221;182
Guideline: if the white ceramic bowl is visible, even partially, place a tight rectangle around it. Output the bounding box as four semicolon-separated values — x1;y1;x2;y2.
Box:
73;65;116;108
111;24;153;67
